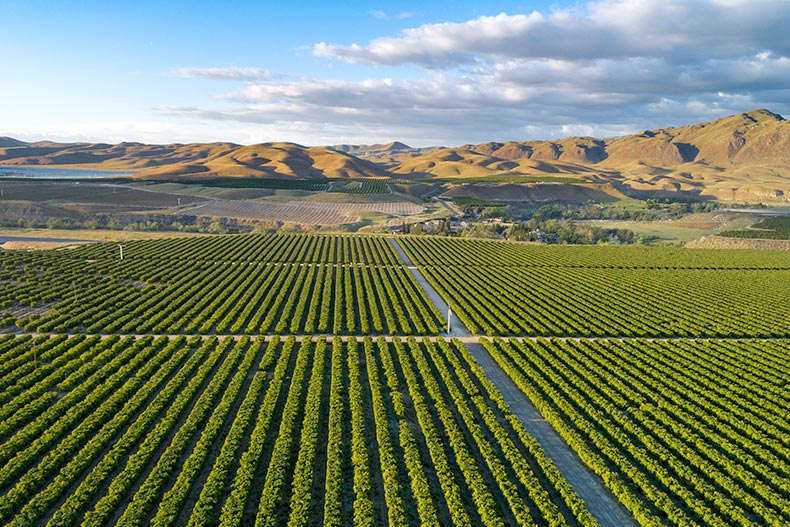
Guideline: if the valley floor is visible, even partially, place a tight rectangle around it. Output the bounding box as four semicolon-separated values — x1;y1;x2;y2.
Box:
0;232;787;526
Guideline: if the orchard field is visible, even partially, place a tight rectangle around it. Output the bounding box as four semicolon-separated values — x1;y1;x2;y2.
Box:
1;232;788;527
2;234;444;335
0;335;599;527
397;237;790;337
482;338;790;527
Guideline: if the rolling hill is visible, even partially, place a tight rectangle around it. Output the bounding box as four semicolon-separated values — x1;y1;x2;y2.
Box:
0;140;389;179
388;109;790;201
1;109;788;201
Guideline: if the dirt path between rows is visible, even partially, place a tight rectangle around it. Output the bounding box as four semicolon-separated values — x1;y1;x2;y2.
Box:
387;237;637;527
387;237;470;338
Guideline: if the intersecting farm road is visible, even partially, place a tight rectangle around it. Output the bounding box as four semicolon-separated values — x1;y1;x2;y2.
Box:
388;237;637;527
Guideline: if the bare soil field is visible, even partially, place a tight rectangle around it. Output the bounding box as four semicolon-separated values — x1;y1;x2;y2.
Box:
0;240;88;250
687;235;790;250
0;227;209;243
443;182;627;203
186;199;424;225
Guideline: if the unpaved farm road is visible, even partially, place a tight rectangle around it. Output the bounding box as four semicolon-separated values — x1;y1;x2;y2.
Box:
388;236;638;527
387;237;470;338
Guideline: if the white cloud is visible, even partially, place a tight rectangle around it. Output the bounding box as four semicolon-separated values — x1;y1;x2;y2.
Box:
368;9;413;21
164;0;789;146
316;1;790;66
170;67;274;81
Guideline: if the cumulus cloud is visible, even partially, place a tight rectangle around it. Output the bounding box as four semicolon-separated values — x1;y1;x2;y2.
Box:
162;72;776;145
315;1;790;66
167;0;789;145
170;67;274;81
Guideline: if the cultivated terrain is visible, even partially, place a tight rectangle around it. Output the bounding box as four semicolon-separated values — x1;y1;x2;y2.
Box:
0;233;788;527
2;109;789;203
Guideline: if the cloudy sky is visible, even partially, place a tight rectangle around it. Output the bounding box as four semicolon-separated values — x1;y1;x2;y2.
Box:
2;0;788;146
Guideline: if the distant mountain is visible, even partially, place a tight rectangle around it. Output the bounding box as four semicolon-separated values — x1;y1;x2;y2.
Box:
387;109;789;201
603;109;787;167
331;141;443;166
389;109;787;173
333;141;412;154
0;140;389;179
0;137;28;148
1;110;787;201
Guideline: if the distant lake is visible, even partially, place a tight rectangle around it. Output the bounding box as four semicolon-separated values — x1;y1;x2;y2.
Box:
721;208;790;215
0;166;135;179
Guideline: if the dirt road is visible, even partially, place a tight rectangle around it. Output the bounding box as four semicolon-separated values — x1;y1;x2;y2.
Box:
388;236;637;527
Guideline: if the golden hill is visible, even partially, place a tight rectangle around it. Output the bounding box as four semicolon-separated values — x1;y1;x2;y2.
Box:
1;110;787;201
388;109;789;202
0;141;388;179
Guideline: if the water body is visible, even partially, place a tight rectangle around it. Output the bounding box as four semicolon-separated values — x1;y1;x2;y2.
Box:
720;208;790;215
0;236;96;244
0;166;135;179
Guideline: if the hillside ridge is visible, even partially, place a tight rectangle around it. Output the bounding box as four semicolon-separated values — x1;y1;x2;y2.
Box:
2;109;788;201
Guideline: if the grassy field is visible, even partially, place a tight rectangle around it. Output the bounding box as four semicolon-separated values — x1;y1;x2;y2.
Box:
578;212;760;244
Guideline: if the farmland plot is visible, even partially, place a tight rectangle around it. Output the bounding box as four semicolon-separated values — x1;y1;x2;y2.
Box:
397;237;790;337
183;199;423;225
2;232;789;527
0;335;597;527
2;234;443;335
483;338;790;527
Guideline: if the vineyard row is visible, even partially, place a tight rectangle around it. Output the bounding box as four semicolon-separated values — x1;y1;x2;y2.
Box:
397;236;790;269
420;264;790;337
2;256;444;335
0;334;598;527
482;337;790;527
68;233;405;264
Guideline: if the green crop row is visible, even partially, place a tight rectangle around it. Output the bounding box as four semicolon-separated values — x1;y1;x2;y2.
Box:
483;337;790;527
2;238;443;336
0;334;597;526
421;264;790;337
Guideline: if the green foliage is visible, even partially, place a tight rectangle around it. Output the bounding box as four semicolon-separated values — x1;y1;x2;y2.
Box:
720;215;790;239
0;333;601;527
507;219;636;244
328;179;389;194
399;236;790;337
162;177;331;191
451;196;502;208
1;232;787;527
484;338;790;527
1;233;444;335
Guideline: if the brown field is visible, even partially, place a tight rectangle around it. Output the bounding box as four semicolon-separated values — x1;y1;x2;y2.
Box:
0;179;427;228
0;227;209;242
0;240;89;250
686;235;790;250
444;182;628;203
186;199;424;225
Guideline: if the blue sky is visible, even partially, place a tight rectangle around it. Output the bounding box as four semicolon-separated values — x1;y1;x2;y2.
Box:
1;0;788;146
